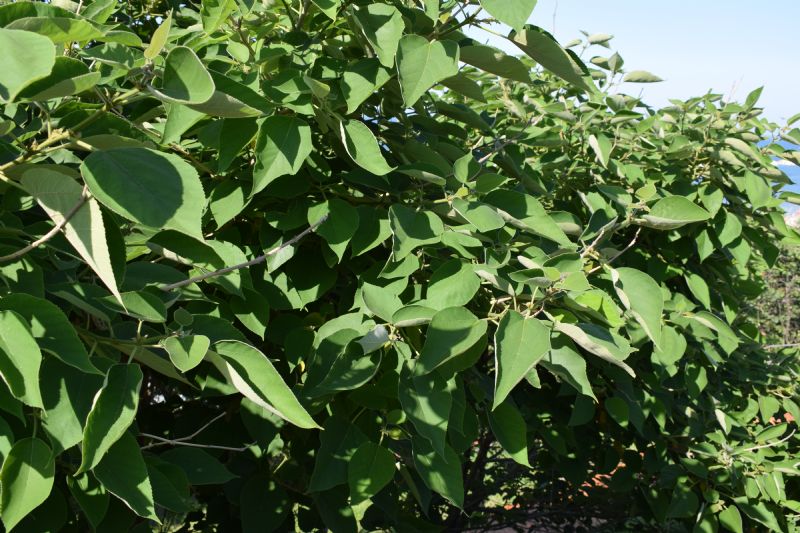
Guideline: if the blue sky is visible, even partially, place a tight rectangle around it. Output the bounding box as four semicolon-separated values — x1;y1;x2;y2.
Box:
466;1;800;123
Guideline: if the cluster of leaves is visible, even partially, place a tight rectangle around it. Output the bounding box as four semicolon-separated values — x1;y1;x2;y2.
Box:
753;245;800;347
0;0;799;531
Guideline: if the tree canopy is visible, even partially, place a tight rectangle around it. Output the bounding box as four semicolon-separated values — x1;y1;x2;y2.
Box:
1;0;800;531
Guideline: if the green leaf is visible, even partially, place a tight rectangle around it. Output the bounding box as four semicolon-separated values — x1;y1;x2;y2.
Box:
100;290;167;322
440;73;486;102
690;311;739;355
623;70;663;83
718;505;743;533
0;438;55;531
340;120;395;176
568;395;596;426
652;325;687;369
641;196;712;230
212;341;319;429
363;283;403;323
396;35;460;107
0;293;99;374
452;198;505;233
93;432;158;523
488;399;530;466
493;311;550;409
150;46;215;105
459;44;532;84
312;0;342;20
348;442;396;505
309;415;368;492
201;0;237;33
40;359;104;453
483;190;572;246
81;148;207;240
146;459;192;513
588;133;612;168
160;448;236;485
605;396;629;427
509;26;594;92
416;307;487;375
611;267;663;347
554;321;635;377
163;335;210;372
67;474;109;529
479;0;537;30
209;180;248;227
22;168;122;303
240;473;289;532
399;366;454;458
732;498;782;532
252;115;313;196
0;310;44;408
716;211;743;247
78;364;143;473
744;170;773;209
6;17;103;43
539;333;595;400
189;72;271;118
389;204;444;260
423;259;481;310
353;4;404;68
412;437;463;508
686;272;712;310
341;59;392;114
17;56;100;101
143;10;171;59
0;28;55;102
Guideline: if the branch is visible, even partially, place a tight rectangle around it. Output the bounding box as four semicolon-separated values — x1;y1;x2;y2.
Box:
140;412;251;451
280;0;297;26
140;433;251;452
160;214;329;292
735;429;796;454
0;187;88;263
476;116;541;165
588;227;641;274
579;225;609;258
295;0;312;30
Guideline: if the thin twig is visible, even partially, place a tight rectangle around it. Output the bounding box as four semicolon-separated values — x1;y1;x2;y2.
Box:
140;433;251;452
588;227;641;273
160;214;329;292
477;116;540;164
295;0;312;30
140;412;231;450
735;429;796;454
0;187;89;263
579;225;609;258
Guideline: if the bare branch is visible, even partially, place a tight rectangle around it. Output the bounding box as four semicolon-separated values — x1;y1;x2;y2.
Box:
160;214;329;292
0;187;89;263
140;412;251;450
140;433;252;452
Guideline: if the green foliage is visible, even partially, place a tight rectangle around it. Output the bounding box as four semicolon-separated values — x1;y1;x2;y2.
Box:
0;0;799;530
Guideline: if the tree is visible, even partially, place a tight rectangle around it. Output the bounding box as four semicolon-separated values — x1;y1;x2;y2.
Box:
0;0;798;530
